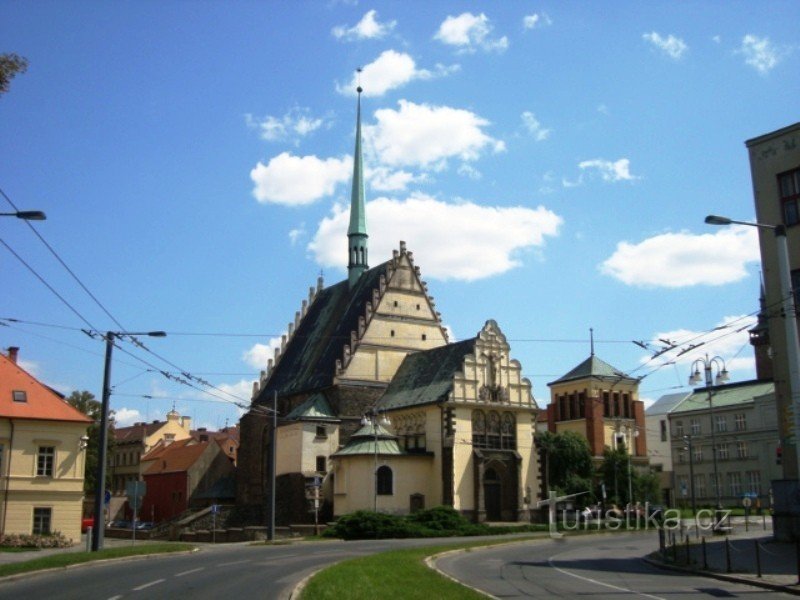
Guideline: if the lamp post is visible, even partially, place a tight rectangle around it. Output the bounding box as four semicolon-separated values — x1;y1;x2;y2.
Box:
0;210;46;220
92;330;165;552
616;425;639;510
689;353;729;512
361;409;390;512
706;215;800;477
683;435;697;515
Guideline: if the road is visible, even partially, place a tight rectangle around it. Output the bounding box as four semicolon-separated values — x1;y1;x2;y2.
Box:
436;531;793;599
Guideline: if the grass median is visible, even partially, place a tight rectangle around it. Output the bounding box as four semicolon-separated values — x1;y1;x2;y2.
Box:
0;543;196;578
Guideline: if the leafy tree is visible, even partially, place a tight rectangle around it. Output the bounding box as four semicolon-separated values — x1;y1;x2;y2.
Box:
67;391;101;493
538;431;594;505
0;53;28;97
599;446;630;507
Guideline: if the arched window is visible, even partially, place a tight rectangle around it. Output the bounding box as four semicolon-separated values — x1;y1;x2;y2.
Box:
487;411;501;449
377;465;393;495
472;410;486;448
501;413;516;450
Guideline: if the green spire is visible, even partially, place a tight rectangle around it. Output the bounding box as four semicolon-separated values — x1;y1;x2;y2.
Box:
348;85;368;288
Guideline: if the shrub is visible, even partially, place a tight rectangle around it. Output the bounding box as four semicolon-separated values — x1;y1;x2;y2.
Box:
0;532;72;549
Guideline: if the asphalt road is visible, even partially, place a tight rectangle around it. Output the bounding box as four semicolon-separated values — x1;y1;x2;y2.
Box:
436;531;794;599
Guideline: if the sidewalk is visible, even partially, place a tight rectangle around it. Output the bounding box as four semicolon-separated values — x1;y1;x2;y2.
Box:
0;534;165;565
646;516;800;595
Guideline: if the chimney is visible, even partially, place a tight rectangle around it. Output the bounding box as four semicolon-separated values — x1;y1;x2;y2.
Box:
8;346;19;364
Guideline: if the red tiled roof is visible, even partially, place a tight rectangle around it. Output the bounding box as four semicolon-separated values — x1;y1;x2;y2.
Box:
143;441;209;475
114;421;166;443
141;437;193;461
0;351;92;423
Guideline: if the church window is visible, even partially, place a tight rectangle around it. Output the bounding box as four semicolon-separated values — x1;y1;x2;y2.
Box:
613;393;620;417
394;300;398;307
501;413;516;450
390;330;395;337
316;456;327;473
578;392;586;418
487;411;501;449
472;410;486;448
623;394;631;418
377;465;393;495
416;304;420;310
603;392;610;417
315;425;327;438
421;334;427;341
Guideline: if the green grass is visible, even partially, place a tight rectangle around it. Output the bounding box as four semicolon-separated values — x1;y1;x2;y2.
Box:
0;543;195;578
0;547;38;553
300;536;545;600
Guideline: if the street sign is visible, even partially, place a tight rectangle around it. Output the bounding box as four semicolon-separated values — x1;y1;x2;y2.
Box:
104;489;111;506
742;496;752;508
126;481;146;510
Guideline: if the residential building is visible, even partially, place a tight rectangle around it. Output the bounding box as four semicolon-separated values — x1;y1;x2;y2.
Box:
668;379;779;507
0;347;92;540
238;89;541;524
645;392;690;506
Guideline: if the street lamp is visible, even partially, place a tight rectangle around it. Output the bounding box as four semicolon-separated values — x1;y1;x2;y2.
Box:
0;210;46;220
361;409;390;512
683;435;697;515
706;214;800;478
616;426;639;510
689;353;729;511
92;330;166;552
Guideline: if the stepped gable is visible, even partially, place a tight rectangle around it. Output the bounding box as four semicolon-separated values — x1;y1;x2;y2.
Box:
378;338;477;410
255;260;389;400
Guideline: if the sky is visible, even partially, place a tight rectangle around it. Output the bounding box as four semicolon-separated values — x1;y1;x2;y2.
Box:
1;1;798;432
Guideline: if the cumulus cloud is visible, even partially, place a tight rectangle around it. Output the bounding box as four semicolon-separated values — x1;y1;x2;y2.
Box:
366;100;504;169
337;50;458;97
577;158;639;183
332;9;396;41
521;111;551;141
216;379;258;406
308;193;562;281
368;166;427;192
250;152;351;205
245;108;325;143
113;407;142;427
642;32;688;60
289;225;306;246
740;34;781;74
243;337;284;369
523;13;552;30
434;12;508;53
600;225;760;288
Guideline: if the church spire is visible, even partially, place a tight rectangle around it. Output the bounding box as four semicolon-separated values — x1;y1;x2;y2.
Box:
348;79;368;289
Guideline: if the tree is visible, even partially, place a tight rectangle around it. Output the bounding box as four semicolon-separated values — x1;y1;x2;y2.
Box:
599;446;629;507
0;53;28;97
537;430;595;505
67;390;101;493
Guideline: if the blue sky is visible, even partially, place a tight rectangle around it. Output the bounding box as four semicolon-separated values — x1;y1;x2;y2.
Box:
1;1;798;431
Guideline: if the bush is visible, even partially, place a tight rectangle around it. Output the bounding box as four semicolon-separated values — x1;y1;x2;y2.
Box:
0;532;72;549
407;506;472;531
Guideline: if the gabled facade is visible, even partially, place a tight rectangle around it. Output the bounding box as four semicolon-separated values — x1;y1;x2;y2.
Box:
0;347;92;541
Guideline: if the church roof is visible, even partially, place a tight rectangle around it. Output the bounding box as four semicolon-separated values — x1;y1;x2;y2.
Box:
548;354;638;386
256;261;389;399
378;338;477;410
284;392;339;421
332;422;404;456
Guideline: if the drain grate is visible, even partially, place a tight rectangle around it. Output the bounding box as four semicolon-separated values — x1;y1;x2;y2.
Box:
695;588;737;598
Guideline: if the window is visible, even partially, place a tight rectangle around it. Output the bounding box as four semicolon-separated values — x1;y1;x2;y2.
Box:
734;413;747;431
674;421;684;437
472;410;486;448
693;445;703;463
718;444;729;460
36;446;55;477
690;419;701;435
421;334;427;341
390;330;395;337
501;413;516;450
694;474;706;498
315;425;327;438
737;441;748;459
678;451;685;464
416;304;421;310
715;415;727;432
377;465;393;495
32;507;52;535
660;420;667;442
778;167;800;226
487;411;501;449
729;472;742;497
393;300;398;307
677;475;689;497
315;455;327;473
12;390;27;402
746;471;760;494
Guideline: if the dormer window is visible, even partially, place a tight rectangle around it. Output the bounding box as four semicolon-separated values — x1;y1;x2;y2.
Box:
12;390;27;403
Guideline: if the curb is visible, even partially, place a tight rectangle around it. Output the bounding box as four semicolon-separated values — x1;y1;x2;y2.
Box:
643;555;800;596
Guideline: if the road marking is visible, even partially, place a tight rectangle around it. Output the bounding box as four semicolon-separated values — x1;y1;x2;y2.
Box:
175;567;204;577
107;596;123;600
217;559;252;567
132;578;166;591
547;557;665;600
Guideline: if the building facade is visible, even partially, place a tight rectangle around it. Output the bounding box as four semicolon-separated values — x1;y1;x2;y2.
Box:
0;347;92;541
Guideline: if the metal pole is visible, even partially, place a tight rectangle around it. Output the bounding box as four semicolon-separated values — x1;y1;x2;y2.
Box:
774;227;800;477
702;537;708;570
269;391;276;541
755;540;762;578
373;412;378;513
705;365;722;514
725;537;732;573
92;332;114;552
685;436;697;515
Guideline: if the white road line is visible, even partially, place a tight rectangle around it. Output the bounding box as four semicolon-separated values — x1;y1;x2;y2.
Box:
132;578;166;591
547;557;666;600
175;567;204;577
216;559;252;567
107;596;123;600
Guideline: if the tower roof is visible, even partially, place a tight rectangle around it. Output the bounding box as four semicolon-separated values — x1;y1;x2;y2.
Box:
548;354;638;387
348;87;366;238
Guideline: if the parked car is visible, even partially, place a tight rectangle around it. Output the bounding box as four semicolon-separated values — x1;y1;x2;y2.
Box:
108;520;131;529
134;521;154;530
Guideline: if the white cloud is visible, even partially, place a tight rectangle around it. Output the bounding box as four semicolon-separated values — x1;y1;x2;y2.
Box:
434;12;508;53
600;225;760;288
215;379;257;406
712;35;722;44
245;108;325;143
521;111;551;141
642;32;688;60
250;152;351;205
337;50;458;97
740;34;781;74
308;193;562;281
113;407;142;427
289;225;306;246
332;9;396;41
368;166;427;192
522;13;552;30
457;164;482;180
366;100;504;169
243;337;284;369
578;158;639;182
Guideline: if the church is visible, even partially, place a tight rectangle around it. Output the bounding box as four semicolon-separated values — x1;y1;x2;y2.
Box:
237;87;541;524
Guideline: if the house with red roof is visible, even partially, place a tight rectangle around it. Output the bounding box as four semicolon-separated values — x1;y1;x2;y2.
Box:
0;347;92;541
